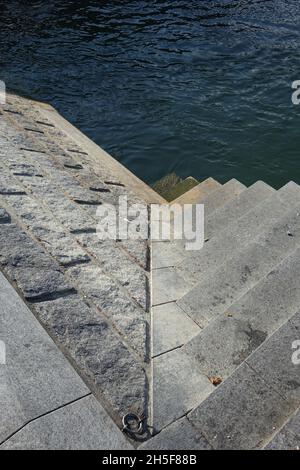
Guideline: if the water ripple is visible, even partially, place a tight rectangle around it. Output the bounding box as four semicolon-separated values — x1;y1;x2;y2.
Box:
1;0;300;188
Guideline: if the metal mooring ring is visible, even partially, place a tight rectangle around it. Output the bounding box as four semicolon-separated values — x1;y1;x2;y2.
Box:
122;413;143;436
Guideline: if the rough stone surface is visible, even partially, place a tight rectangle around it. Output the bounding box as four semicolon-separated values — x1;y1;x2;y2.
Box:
0;272;89;443
140;417;212;450
0;396;132;450
0;222;74;300
77;234;148;309
1;194;91;266
67;263;148;359
0;207;10;223
33;295;148;417
0;95;150;432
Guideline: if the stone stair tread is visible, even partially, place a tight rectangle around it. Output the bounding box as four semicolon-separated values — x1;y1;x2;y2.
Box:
140;417;211;450
197;178;246;215
2;94;299;450
177;202;300;328
151;180;274;271
205;180;275;240
182;247;300;380
177;181;300;284
264;408;300;450
0;95;150;430
172;177;221;204
162;176;199;202
152;348;214;432
186;307;300;449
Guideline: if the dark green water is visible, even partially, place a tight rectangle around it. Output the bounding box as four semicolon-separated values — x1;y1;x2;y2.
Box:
1;0;300;188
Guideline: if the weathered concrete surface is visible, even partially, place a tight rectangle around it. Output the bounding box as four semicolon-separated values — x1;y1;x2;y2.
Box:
0;272;89;443
0;396;132;450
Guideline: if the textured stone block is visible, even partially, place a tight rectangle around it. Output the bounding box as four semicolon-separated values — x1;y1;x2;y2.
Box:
67;263;148;359
33;295;148;417
0;223;74;300
2;194;91;266
0;207;10;223
77;234;148;309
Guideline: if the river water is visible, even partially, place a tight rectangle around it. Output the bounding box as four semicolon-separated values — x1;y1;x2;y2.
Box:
1;0;300;188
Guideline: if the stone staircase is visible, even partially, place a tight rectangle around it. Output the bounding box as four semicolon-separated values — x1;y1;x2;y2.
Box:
0;94;299;449
149;177;300;449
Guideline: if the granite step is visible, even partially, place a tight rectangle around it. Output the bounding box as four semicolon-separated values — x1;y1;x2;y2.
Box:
177;201;300;328
182;245;300;380
150;246;300;436
171;177;221;205
195;178;246;214
176;181;300;287
264;408;300;450
204;180;275;241
151;181;272;272
151;179;246;305
187;307;300;450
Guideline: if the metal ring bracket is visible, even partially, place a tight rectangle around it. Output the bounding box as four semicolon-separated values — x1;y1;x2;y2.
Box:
122;412;144;436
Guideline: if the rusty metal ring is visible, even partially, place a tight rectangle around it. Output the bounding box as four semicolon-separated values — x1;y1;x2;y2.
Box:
122;413;143;435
